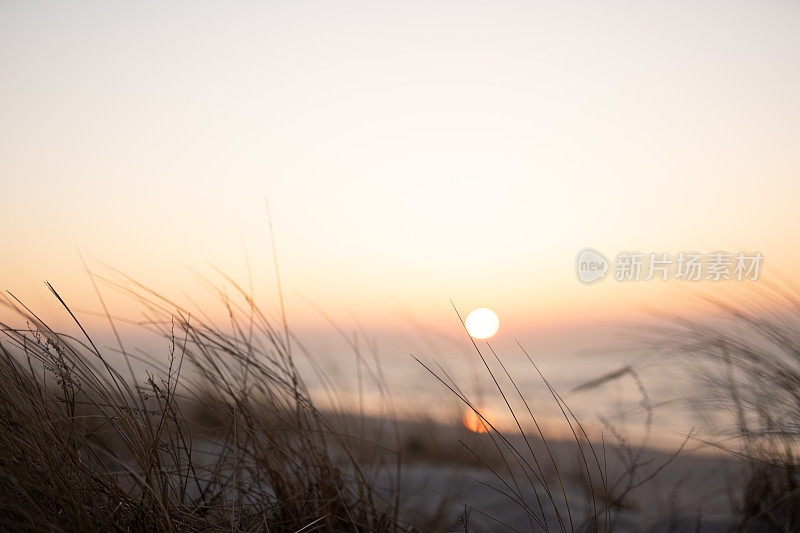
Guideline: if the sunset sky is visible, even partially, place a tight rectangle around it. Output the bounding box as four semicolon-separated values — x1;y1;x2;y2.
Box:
3;0;800;338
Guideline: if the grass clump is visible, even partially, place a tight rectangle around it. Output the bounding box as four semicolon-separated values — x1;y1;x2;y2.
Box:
653;282;800;530
0;276;402;532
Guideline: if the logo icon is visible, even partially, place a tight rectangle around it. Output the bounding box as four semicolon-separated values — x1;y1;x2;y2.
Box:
576;248;609;284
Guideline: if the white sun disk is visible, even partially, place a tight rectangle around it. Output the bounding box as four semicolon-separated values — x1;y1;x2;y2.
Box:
465;308;499;339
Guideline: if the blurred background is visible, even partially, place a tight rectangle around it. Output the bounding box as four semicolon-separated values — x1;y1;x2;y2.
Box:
3;0;800;447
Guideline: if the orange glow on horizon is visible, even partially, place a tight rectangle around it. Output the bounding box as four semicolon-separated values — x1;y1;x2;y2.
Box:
462;408;492;434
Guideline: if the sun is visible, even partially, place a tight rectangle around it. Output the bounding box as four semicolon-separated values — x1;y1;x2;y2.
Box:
465;308;499;339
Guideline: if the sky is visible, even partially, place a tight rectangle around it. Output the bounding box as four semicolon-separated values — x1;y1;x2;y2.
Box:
2;0;800;339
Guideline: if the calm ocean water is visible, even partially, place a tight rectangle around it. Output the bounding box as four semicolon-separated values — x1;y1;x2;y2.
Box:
293;323;704;451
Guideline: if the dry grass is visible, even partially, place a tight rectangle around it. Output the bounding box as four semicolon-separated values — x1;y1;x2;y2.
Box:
0;266;701;532
648;281;800;531
410;304;688;532
0;273;406;532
